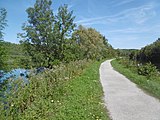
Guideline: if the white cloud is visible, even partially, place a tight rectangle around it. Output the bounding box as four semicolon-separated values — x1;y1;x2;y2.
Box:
113;0;134;7
107;24;160;34
68;3;76;10
75;2;156;26
74;1;159;49
125;3;156;24
75;16;107;25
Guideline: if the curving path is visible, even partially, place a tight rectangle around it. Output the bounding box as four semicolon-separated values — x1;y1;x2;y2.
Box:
100;60;160;120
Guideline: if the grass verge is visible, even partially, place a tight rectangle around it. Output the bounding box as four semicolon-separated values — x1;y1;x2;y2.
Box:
111;59;160;99
51;61;110;120
0;60;110;120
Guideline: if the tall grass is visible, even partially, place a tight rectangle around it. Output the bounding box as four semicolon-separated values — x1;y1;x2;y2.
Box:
0;59;109;120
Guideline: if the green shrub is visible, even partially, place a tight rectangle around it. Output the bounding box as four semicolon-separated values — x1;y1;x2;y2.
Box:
117;57;136;69
137;62;158;78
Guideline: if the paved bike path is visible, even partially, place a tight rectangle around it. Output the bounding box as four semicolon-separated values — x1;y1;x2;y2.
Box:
100;60;160;120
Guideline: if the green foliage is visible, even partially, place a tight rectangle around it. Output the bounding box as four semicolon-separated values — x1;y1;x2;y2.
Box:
0;40;7;70
20;1;76;68
19;0;115;68
72;25;115;60
129;50;138;61
116;49;138;57
137;38;160;68
20;0;55;68
116;57;159;78
0;60;109;119
0;42;30;70
137;62;158;78
116;57;136;72
54;4;76;61
0;79;8;91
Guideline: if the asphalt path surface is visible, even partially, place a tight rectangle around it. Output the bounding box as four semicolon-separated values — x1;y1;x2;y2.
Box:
100;60;160;120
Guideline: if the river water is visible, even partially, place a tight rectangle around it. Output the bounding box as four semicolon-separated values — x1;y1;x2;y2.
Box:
0;69;29;84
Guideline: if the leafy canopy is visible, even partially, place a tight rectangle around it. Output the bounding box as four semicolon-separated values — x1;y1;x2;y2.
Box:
20;0;76;68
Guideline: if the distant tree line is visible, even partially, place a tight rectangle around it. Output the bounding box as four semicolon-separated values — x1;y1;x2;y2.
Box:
0;41;30;70
120;38;160;69
0;8;7;70
136;38;160;68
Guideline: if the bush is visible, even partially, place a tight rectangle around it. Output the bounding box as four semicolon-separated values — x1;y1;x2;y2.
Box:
117;57;136;69
137;62;158;78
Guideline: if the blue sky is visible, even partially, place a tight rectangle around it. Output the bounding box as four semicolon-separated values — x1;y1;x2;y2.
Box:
1;0;160;49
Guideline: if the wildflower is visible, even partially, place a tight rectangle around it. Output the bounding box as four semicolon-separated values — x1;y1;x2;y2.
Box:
64;77;69;80
51;100;54;103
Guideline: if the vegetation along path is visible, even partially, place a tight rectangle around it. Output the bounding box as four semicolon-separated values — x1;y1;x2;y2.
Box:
100;59;160;120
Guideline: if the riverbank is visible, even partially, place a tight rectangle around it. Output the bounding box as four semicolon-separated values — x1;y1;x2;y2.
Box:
0;60;109;120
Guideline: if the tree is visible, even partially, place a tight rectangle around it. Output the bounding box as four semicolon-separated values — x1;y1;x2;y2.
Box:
137;38;160;68
54;4;76;61
0;41;7;69
20;0;55;68
72;25;114;60
20;1;76;67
